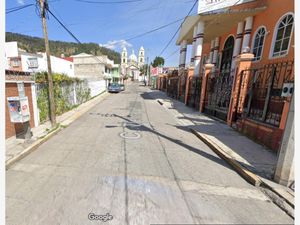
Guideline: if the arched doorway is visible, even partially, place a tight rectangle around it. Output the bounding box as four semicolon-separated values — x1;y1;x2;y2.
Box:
204;36;235;121
220;36;235;74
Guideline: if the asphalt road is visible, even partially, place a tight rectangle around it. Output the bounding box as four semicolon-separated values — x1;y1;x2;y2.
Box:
6;82;293;225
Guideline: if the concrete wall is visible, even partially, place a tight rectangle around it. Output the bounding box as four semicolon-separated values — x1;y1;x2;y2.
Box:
87;80;106;97
73;55;110;79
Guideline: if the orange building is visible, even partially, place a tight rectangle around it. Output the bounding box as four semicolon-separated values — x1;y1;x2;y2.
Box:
175;0;294;151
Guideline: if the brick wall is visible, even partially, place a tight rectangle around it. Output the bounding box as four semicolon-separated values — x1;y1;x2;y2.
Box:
236;118;284;152
5;82;35;139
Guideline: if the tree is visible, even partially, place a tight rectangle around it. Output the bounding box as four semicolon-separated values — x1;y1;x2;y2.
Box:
152;56;165;67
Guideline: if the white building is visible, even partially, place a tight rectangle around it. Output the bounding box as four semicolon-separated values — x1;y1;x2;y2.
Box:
5;42;74;77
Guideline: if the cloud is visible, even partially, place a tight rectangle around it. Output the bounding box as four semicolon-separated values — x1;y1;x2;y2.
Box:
17;0;25;5
99;40;132;50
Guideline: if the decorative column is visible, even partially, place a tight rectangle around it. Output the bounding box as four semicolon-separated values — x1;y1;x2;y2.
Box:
194;21;205;77
200;63;214;112
190;26;197;67
227;51;254;126
212;37;220;66
179;40;187;69
241;17;253;52
209;40;215;64
231;22;244;72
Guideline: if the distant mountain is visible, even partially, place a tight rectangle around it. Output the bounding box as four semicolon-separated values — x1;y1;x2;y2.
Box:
6;32;121;64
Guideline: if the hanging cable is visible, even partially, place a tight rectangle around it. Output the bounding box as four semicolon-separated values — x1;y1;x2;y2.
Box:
6;4;35;14
74;0;143;4
158;0;198;57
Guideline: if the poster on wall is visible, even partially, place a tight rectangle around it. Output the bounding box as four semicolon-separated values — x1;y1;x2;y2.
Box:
198;0;255;14
7;96;30;123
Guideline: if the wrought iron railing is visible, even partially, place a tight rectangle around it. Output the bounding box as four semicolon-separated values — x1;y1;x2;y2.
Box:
241;61;294;127
186;76;202;110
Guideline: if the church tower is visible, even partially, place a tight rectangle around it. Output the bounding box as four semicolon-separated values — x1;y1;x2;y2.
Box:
121;47;128;65
138;46;145;66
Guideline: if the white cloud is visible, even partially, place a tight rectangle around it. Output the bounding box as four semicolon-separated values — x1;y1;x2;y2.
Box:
17;0;25;5
99;40;132;50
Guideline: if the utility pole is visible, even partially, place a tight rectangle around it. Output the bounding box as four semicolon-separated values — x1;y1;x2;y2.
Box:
39;0;56;127
146;56;150;86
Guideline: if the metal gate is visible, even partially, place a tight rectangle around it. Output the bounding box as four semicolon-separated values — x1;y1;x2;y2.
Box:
204;70;233;121
187;76;202;110
238;61;294;127
166;77;179;99
178;72;187;103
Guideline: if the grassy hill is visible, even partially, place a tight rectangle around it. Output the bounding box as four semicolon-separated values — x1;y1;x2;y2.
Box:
6;32;121;64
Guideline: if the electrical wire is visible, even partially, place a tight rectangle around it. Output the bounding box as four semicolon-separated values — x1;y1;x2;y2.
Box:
47;9;82;44
125;17;185;42
6;4;35;14
46;7;111;65
74;0;143;4
158;0;198;57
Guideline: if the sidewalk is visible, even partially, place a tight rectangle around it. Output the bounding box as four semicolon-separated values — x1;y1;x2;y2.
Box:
5;91;109;165
150;90;294;210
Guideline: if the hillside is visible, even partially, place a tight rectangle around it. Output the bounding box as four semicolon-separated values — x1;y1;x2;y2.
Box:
6;32;121;64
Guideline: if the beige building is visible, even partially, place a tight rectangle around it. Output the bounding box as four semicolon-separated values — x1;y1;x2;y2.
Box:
72;53;114;81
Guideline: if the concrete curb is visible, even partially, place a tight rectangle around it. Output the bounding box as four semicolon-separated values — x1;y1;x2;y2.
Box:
6;126;62;170
190;128;294;219
6;91;109;169
155;94;294;217
190;129;263;187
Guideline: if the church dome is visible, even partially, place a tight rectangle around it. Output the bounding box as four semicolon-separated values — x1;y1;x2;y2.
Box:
129;50;137;62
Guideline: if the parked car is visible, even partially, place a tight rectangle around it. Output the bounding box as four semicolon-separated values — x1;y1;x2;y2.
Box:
108;83;121;93
120;84;125;91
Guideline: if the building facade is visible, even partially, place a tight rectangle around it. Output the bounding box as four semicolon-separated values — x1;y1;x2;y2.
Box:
172;0;294;152
5;42;74;76
121;46;145;81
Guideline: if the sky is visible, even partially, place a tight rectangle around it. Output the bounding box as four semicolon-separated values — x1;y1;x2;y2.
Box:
6;0;198;66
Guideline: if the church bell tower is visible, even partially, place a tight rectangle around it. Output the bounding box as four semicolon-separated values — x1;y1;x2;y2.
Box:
138;46;145;67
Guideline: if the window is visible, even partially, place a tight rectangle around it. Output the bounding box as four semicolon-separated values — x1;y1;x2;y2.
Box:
272;13;294;57
252;27;266;61
123;59;125;63
27;58;38;68
140;58;143;63
11;58;20;67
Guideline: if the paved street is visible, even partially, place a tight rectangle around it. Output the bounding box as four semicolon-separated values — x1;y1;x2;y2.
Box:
6;82;293;225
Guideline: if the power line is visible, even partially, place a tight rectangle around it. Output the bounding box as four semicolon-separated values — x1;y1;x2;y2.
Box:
158;0;198;57
74;0;143;4
165;48;180;60
47;8;82;44
125;17;185;42
46;7;111;65
6;4;35;14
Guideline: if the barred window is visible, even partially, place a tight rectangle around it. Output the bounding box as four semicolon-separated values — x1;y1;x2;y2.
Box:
272;14;294;57
252;27;266;61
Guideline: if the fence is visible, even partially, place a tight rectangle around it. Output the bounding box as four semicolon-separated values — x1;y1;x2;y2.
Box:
36;80;91;123
204;69;233;121
166;76;179;99
238;61;294;127
186;76;202;110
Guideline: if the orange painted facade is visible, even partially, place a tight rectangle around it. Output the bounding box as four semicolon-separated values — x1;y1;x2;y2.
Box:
165;0;294;151
200;0;294;70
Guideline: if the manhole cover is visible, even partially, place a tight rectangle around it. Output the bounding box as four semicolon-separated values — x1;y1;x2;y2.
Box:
119;132;141;139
